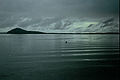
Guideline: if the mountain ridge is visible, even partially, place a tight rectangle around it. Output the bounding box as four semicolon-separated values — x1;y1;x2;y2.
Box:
5;27;119;34
7;28;45;34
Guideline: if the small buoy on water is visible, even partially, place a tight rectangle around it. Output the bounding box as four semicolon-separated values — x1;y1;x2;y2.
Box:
65;41;67;43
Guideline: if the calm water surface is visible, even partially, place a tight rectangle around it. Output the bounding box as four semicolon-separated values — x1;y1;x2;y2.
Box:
0;34;119;80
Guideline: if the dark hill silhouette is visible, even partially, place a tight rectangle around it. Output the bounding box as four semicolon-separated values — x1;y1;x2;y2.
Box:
4;28;120;34
7;28;45;34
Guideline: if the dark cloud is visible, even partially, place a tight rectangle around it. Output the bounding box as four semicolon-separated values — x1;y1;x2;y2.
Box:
0;0;119;17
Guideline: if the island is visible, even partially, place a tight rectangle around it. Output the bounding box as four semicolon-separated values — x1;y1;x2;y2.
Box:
7;28;45;34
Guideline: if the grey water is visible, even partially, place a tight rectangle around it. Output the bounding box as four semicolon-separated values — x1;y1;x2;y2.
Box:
0;34;119;80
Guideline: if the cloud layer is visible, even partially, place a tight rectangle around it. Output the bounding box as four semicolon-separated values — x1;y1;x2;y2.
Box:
0;0;119;32
0;0;119;17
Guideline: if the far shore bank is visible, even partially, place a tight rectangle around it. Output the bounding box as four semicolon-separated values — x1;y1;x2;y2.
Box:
0;32;119;34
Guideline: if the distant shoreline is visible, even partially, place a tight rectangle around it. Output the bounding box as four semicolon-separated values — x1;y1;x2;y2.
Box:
1;28;119;34
0;32;119;34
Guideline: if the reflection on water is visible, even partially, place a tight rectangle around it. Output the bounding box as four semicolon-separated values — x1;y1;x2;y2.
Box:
0;34;119;80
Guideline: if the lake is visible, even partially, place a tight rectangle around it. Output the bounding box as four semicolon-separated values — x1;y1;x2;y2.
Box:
0;34;119;80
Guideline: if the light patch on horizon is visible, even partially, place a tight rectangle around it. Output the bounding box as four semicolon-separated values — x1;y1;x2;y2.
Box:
70;21;98;29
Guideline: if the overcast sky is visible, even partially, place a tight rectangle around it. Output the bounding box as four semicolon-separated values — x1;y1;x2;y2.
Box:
0;0;119;17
